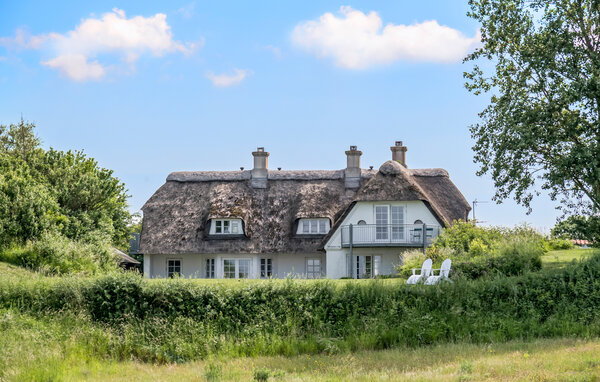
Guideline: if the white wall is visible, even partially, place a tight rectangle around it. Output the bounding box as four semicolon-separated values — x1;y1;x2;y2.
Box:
145;253;325;279
325;201;439;250
326;247;407;279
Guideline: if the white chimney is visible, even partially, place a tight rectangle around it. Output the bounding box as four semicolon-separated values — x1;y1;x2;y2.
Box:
345;145;362;188
251;147;269;188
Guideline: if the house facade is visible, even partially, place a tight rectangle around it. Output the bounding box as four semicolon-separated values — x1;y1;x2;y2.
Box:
139;142;470;279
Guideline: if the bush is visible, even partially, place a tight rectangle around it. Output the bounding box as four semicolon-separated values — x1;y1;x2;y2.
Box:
426;222;546;279
1;254;600;365
8;232;117;275
544;237;574;251
397;250;427;278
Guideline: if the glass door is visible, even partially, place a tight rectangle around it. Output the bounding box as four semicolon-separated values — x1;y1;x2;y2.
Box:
375;205;389;241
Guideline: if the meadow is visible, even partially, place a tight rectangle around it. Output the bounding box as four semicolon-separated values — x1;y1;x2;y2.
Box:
1;248;599;381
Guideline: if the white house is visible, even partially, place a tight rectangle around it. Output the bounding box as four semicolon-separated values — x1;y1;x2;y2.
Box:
139;142;470;279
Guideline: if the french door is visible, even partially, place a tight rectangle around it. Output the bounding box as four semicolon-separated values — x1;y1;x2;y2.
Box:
223;258;252;279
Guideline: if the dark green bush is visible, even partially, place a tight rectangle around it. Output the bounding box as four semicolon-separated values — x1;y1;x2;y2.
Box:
1;255;600;363
2;232;117;275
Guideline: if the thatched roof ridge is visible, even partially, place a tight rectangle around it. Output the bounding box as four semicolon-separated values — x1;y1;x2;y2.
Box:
167;169;376;182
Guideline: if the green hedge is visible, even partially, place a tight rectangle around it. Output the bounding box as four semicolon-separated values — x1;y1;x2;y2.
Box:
1;256;600;362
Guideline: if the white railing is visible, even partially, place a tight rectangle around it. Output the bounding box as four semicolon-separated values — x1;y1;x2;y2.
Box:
340;224;440;247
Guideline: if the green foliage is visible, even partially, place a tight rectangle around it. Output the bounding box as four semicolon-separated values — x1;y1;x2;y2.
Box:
0;120;130;251
544;237;574;251
552;215;599;245
2;232;118;275
2;254;600;366
204;363;223;381
427;220;502;261
427;222;546;279
465;0;600;214
397;250;427;278
253;367;271;381
0;118;41;162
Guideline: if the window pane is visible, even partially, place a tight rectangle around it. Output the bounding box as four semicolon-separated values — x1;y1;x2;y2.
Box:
224;260;235;278
319;220;326;233
232;221;239;234
168;260;181;278
215;221;222;233
302;221;309;233
310;220;317;233
223;220;230;233
238;260;250;279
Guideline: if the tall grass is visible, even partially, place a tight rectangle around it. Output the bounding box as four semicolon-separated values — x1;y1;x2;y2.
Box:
1;254;600;373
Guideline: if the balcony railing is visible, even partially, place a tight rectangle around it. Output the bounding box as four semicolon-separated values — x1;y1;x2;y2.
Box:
340;224;440;247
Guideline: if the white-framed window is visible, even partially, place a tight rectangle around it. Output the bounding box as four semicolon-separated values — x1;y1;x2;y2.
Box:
356;255;381;279
375;205;389;240
375;205;405;241
306;258;321;279
223;258;252;279
205;258;215;278
260;258;272;278
212;219;243;235
297;219;330;235
167;259;181;278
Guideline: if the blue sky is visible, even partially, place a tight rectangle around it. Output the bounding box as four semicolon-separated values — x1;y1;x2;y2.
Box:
0;1;560;230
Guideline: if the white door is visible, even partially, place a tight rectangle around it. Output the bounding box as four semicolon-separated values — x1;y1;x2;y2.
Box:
375;205;389;241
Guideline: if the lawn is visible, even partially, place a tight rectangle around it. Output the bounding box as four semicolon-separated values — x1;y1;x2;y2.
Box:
541;247;599;270
36;338;600;381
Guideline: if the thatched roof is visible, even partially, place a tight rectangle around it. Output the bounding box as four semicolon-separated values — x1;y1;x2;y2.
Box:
140;162;470;255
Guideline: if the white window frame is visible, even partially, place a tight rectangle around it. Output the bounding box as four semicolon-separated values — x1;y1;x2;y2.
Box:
167;259;182;278
296;219;330;235
212;219;243;235
260;258;272;279
222;258;252;279
374;204;406;242
356;255;381;279
306;258;322;279
205;258;215;279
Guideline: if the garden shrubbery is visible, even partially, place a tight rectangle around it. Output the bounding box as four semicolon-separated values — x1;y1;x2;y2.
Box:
0;232;117;275
420;221;549;279
1;254;600;364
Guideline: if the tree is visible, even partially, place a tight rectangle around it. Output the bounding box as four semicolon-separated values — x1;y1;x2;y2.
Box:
0;120;131;247
465;0;600;215
0;118;41;162
552;215;600;242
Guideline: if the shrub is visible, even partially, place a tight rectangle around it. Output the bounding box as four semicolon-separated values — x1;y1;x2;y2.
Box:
253;367;271;381
10;232;117;275
397;250;427;278
2;254;600;366
427;222;546;279
544;237;574;251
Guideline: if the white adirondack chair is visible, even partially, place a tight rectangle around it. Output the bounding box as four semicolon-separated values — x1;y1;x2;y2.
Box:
425;259;452;285
406;258;432;284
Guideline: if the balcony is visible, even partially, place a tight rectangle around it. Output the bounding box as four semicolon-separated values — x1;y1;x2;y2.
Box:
340;224;441;247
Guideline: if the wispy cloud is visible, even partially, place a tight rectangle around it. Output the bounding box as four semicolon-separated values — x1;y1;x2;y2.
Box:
175;2;196;19
1;8;198;81
292;6;480;69
263;45;282;59
205;68;252;87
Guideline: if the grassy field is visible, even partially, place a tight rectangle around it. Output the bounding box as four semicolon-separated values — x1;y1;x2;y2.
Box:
21;338;600;381
541;247;599;270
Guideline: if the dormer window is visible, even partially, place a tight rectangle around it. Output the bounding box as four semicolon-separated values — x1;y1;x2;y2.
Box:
211;219;243;235
297;218;330;235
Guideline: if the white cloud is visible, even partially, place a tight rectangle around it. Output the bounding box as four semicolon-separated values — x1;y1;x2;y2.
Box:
1;8;196;81
42;54;105;81
264;45;282;59
292;6;480;69
205;68;251;87
175;2;196;19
